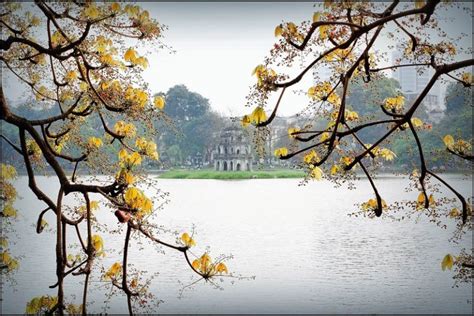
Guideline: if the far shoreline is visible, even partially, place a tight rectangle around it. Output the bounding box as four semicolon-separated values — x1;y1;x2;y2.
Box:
157;168;305;179
11;168;473;180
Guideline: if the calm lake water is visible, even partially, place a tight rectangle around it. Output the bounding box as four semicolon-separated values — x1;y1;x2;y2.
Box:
1;175;472;314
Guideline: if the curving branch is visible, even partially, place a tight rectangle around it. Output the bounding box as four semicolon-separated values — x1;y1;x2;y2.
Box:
0;134;23;155
256;1;472;228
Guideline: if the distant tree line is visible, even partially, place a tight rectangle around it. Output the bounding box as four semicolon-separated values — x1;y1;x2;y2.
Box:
156;85;224;168
2;80;470;172
271;76;472;171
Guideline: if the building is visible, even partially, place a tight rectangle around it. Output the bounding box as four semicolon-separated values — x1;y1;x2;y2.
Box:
391;45;445;122
212;124;253;171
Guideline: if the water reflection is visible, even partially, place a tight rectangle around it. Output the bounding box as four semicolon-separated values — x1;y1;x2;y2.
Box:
1;175;472;313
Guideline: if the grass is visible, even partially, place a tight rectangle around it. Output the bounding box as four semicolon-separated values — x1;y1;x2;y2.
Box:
157;168;305;179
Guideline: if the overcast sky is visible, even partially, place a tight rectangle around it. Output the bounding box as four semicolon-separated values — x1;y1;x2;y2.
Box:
139;2;318;116
3;2;472;116
139;2;472;116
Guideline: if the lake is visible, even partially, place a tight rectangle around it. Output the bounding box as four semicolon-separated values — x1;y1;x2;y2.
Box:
1;175;472;314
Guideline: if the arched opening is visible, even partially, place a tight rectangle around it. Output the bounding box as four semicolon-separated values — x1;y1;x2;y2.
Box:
236;163;241;171
230;161;234;171
216;161;220;171
246;162;250;171
236;148;240;155
223;161;228;171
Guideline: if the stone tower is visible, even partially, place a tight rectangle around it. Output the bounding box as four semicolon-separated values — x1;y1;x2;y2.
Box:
213;124;253;171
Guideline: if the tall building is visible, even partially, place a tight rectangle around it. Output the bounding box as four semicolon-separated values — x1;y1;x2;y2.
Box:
391;45;445;122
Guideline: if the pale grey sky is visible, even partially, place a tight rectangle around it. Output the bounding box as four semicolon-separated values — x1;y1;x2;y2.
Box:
139;2;318;116
3;2;472;116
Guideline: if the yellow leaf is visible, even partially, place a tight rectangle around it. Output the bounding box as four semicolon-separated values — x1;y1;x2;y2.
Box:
417;192;426;210
104;262;122;280
129;152;142;166
308;81;339;105
443;135;454;148
135;56;148;69
345;110;359;121
91;235;104;253
288;127;300;139
90;201;100;211
241;115;251;127
415;0;425;9
320;132;330;143
449;208;460;218
252;64;265;76
40;219;48;230
417;192;425;204
369;199;377;209
216;262;228;274
274;25;283;37
51;31;66;46
26;297;42;314
88;137;103;149
100;54;115;65
250;106;267;124
313;12;321;23
1;252;12;265
303;150;318;164
117;169;135;185
154;96;165;110
124;187;153;216
384;95;405;111
319;25;329;40
181;232;196;247
411;117;423;128
341;156;353;166
125;187;139;201
274;147;288;158
428;194;436;208
287;22;297;35
441;254;454;271
198;253;212;274
330;164;339;176
65;71;77;82
361;198;379;211
83;4;100;19
2;204;17;217
30;16;41;27
118;148;128;162
115;121;136;138
124;48;137;63
461;72;472;84
111;2;121;12
310;166;323;180
124;4;140;18
79;82;88;91
1;164;17;180
379;148;396;161
192;259;200;270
